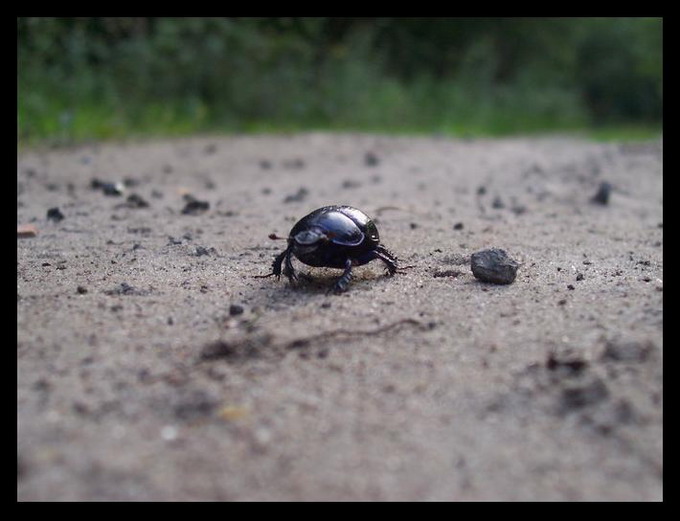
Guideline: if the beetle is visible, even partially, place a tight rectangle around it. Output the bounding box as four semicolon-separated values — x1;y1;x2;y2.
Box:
260;205;400;293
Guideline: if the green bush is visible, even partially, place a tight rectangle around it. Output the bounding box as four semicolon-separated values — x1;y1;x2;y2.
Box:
17;17;662;144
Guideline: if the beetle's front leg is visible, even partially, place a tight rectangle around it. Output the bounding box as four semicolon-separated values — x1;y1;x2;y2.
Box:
282;249;298;283
254;247;290;279
271;248;291;279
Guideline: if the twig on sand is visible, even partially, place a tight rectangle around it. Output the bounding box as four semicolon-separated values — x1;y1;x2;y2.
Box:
284;318;434;349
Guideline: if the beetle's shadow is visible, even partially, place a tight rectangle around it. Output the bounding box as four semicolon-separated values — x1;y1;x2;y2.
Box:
253;266;391;301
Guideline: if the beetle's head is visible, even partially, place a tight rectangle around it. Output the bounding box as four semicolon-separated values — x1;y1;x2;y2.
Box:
291;226;329;254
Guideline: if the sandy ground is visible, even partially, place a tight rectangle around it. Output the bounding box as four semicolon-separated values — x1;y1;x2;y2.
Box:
17;133;662;501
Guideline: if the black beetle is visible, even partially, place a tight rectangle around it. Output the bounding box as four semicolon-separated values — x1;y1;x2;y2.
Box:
261;205;400;293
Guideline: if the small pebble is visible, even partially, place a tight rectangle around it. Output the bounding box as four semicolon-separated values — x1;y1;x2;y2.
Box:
591;181;612;205
283;187;309;203
103;183;125;196
282;158;305;169
341;179;361;189
46;207;65;222
181;195;210;215
125;193;150;208
470;248;519;284
160;425;178;441
218;405;249;421
229;304;245;316
364;151;379;167
491;196;505;209
17;224;38;238
91;179;125;196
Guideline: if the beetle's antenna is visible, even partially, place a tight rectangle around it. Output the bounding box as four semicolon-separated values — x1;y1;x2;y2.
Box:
268;233;288;240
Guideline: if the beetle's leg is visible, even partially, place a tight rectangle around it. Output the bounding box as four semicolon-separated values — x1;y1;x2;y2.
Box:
254;247;290;279
270;247;291;279
282;249;298;283
332;258;354;293
373;245;399;276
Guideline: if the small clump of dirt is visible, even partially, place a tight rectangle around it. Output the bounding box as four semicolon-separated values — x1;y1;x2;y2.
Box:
199;334;274;363
283;187;309;203
591;181;612;205
181;194;210;215
104;282;153;297
46;207;65;222
91;178;125;196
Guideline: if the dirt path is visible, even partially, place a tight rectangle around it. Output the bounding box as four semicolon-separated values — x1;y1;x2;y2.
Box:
17;133;662;501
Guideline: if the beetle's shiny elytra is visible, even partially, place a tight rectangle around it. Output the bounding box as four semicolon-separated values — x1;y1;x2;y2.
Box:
266;205;399;293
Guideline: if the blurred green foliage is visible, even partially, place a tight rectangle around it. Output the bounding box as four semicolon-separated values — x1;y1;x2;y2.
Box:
17;17;662;144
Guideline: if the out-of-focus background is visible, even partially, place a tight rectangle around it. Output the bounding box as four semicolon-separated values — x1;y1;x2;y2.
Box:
18;17;661;146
